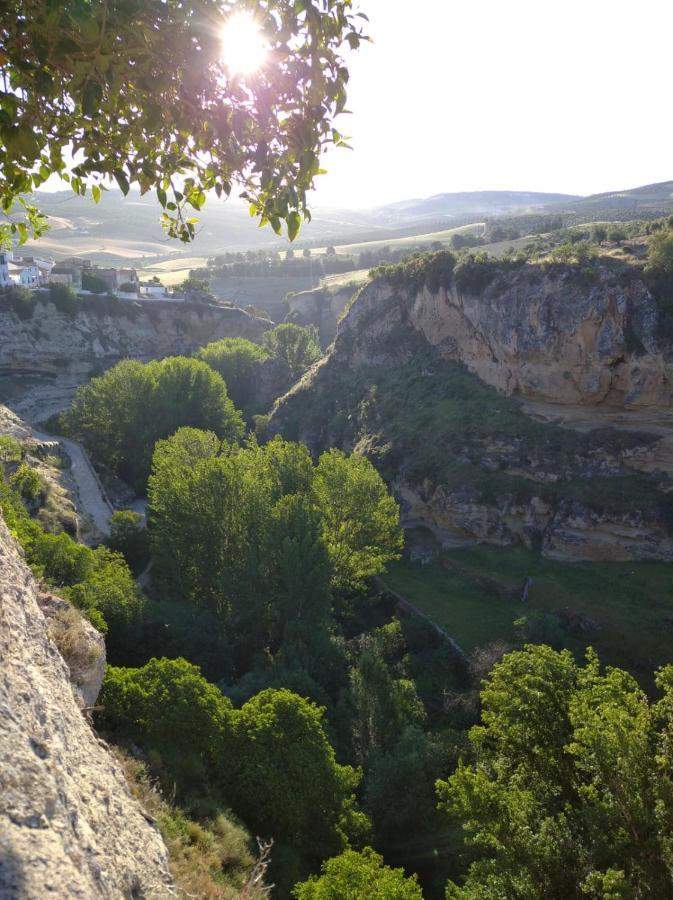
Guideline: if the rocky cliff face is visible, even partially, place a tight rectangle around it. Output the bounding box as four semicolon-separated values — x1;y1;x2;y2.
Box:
0;296;270;378
0;517;173;898
270;259;673;561
286;284;355;347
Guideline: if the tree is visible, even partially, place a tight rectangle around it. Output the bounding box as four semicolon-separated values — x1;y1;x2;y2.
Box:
349;648;425;763
179;275;213;301
646;228;673;278
312;450;403;590
303;248;313;259
227;688;361;861
292;847;423;899
437;645;673;899
196;337;269;414
591;224;607;244
81;270;108;294
106;509;150;574
326;246;337;256
263;323;322;378
0;1;366;245
99;657;233;789
66;356;243;490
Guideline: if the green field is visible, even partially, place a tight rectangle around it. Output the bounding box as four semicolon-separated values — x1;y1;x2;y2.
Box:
383;546;673;679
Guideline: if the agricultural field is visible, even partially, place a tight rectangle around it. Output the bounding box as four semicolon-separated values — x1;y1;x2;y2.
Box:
383;545;673;680
137;256;210;286
284;222;486;259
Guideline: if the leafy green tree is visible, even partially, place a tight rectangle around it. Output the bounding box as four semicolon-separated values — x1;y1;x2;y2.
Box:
82;270;109;294
313;449;403;590
437;645;673;898
67;356;243;490
349;649;426;763
196;337;269;414
227;688;361;861
100;657;233;789
107;509;150;573
365;726;447;850
67;549;144;660
646;229;673;280
591;225;607;243
0;0;366;245
292;847;423;899
263;323;322;378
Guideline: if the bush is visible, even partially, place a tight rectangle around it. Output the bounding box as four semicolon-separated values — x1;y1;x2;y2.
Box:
0;436;24;462
49;282;79;315
9;463;43;503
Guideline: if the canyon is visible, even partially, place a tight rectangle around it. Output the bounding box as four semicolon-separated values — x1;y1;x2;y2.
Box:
269;257;673;561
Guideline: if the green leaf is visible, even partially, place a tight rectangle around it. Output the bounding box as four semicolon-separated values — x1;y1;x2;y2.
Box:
113;169;130;195
287;211;301;242
91;184;101;203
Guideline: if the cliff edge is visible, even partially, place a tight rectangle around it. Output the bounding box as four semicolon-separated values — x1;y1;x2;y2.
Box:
0;516;173;899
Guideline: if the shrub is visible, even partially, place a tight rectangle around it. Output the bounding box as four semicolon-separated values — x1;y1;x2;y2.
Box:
49;282;79;315
0;436;24;462
10;463;43;503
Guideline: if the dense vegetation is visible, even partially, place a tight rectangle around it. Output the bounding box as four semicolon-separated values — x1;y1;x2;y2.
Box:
62;357;243;491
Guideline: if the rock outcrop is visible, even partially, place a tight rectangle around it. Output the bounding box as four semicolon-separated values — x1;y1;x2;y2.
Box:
286;283;355;347
270;259;673;561
0;296;270;378
0;517;173;898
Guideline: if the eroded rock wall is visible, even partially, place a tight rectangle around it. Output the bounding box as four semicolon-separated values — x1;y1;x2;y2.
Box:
0;517;173;898
0;297;270;378
269;262;673;560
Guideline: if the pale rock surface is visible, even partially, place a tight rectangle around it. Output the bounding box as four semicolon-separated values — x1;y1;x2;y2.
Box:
0;517;174;899
269;263;673;560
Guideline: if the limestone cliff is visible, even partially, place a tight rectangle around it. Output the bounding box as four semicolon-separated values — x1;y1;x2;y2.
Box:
286;283;355;347
269;258;673;561
0;517;173;898
0;295;270;378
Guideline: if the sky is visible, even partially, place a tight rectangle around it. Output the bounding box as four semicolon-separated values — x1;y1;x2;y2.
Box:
312;0;673;209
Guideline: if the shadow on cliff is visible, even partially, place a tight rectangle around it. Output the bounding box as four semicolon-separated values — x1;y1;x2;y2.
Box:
0;842;26;898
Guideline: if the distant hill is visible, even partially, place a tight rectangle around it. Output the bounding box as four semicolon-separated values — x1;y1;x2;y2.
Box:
371;190;581;226
553;181;673;218
21;181;672;267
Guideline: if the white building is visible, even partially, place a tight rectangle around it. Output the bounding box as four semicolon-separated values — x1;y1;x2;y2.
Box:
0;250;54;287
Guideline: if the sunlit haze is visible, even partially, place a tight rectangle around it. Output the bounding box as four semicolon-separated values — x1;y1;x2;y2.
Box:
313;0;673;208
220;12;267;75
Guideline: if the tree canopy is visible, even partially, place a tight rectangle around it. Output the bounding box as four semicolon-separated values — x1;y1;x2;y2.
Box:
65;356;243;490
437;644;673;898
0;0;366;244
292;847;423;899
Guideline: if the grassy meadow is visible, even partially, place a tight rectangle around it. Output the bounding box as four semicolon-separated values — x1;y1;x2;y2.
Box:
384;546;673;680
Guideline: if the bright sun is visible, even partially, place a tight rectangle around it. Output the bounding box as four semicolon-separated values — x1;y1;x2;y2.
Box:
220;13;268;75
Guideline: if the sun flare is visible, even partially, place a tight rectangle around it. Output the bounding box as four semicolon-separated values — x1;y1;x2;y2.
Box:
220;13;268;75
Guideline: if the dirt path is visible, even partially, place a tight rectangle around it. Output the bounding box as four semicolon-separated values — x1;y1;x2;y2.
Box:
31;426;113;536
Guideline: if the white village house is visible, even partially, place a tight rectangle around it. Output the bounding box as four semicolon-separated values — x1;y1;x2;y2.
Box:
0;250;54;287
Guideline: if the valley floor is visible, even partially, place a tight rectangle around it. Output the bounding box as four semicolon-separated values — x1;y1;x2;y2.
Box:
384;546;673;682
